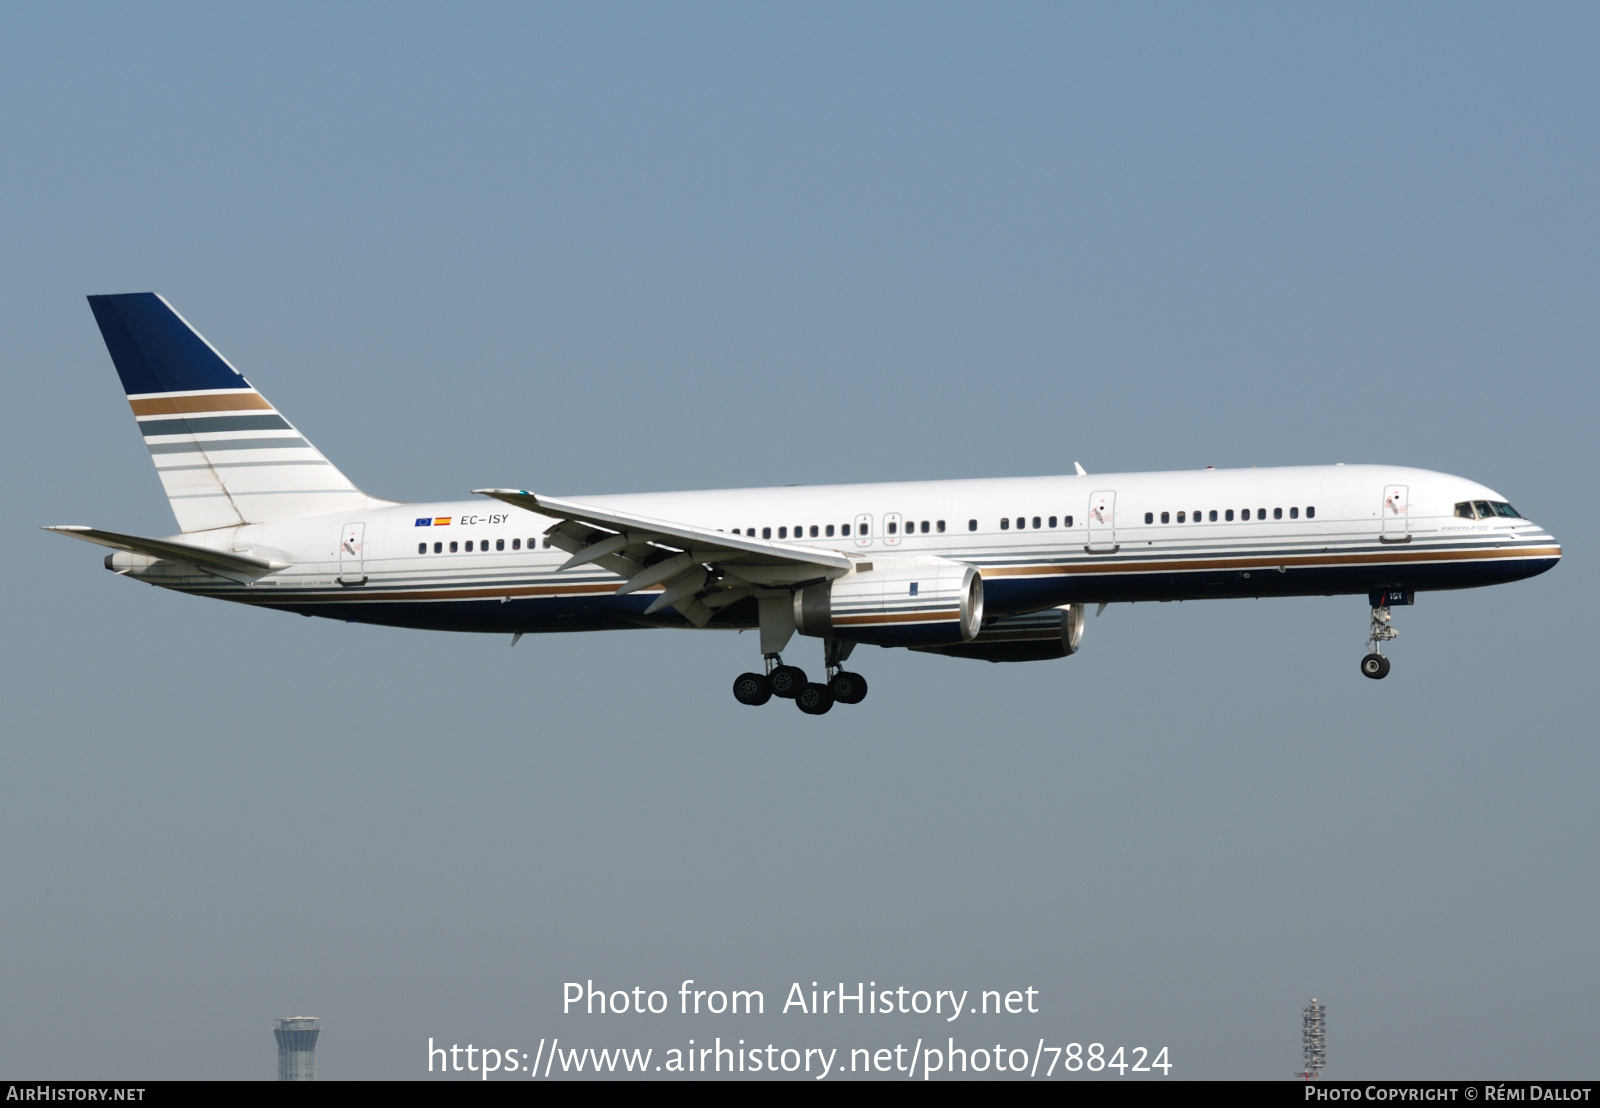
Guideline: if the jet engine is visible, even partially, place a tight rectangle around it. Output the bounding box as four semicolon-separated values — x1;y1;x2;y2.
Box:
793;559;983;648
913;604;1086;662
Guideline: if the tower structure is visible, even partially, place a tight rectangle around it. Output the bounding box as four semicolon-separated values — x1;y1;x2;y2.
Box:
274;1017;321;1081
1300;998;1326;1080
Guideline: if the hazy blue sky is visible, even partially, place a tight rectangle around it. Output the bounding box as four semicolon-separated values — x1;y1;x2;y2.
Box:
1;2;1595;1080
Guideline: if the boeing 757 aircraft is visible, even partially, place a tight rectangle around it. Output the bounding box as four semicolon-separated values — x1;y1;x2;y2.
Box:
49;294;1560;714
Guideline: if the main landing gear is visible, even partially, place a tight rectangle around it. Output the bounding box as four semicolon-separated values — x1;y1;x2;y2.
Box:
733;640;868;714
1360;596;1400;680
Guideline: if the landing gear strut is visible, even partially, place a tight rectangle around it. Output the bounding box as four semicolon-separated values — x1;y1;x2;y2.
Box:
1361;599;1399;680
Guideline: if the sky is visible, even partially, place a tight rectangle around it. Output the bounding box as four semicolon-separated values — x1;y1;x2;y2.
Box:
1;2;1595;1081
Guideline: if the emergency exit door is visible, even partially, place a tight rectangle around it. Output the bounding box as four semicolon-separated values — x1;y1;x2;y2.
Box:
339;522;367;584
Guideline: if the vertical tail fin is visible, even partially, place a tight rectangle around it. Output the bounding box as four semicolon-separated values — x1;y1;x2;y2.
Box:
87;293;383;533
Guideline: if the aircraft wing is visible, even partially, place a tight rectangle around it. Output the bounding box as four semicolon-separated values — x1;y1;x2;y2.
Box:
43;525;288;581
472;488;853;626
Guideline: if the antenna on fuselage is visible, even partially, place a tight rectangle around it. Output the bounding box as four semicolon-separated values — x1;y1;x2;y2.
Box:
1074;461;1087;476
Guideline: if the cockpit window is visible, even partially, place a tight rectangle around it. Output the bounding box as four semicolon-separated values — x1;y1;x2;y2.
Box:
1456;500;1522;520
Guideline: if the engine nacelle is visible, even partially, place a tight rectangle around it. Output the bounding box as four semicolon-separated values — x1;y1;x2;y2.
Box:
913;604;1086;662
793;559;983;648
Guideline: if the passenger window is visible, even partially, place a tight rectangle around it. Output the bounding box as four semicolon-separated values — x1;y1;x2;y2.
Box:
1064;515;1073;528
497;538;505;551
778;527;788;539
1028;516;1038;529
1225;510;1234;521
1209;510;1217;521
1144;512;1154;524
936;520;945;532
1048;516;1057;528
887;521;897;534
1160;512;1169;524
860;523;869;535
810;525;819;537
1001;518;1010;530
1306;507;1315;519
1258;508;1266;519
434;541;442;553
1176;511;1185;523
762;527;771;539
417;542;426;554
922;521;931;533
968;519;977;531
1014;517;1024;529
465;540;474;552
512;538;521;550
825;524;835;537
449;541;458;553
1289;507;1298;519
842;524;851;537
1274;508;1283;520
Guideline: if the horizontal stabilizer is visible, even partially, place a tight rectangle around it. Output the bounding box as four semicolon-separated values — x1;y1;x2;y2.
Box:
43;525;288;580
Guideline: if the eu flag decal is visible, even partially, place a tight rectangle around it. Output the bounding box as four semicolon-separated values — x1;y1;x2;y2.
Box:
414;518;432;527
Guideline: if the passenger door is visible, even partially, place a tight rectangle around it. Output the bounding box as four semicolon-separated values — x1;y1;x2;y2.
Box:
1381;485;1409;542
1086;491;1117;552
338;522;367;584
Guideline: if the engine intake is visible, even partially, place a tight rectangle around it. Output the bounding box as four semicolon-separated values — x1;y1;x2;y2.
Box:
793;560;983;647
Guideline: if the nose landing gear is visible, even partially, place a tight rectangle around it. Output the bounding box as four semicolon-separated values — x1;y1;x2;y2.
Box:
1360;593;1403;680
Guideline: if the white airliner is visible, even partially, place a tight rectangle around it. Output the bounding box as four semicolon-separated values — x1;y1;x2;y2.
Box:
49;294;1560;713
